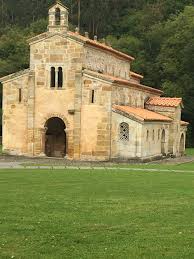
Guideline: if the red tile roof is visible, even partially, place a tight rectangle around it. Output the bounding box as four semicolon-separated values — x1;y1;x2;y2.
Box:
83;69;163;95
146;97;182;107
113;105;172;122
68;31;135;62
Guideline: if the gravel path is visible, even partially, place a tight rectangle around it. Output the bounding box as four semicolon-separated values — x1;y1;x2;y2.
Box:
0;154;193;172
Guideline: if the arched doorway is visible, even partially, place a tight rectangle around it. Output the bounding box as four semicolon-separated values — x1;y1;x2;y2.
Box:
179;133;185;156
45;117;66;158
161;129;165;155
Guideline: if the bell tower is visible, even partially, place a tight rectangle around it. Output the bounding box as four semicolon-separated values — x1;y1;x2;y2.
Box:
48;1;69;33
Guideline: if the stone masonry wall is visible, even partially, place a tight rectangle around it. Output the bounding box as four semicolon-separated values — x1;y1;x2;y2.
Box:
80;75;112;161
141;122;170;158
29;34;85;158
84;46;131;80
145;104;183;156
80;73;157;160
3;74;29;155
112;85;154;108
111;113;143;159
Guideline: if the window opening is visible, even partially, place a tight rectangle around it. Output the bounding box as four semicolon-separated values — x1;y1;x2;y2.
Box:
120;122;129;141
58;67;63;88
51;67;55;88
55;8;61;25
146;130;149;141
91;90;95;103
19;88;22;103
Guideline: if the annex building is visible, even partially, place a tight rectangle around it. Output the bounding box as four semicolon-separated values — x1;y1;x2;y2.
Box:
0;1;189;161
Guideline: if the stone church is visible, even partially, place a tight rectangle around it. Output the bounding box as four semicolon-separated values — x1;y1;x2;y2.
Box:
0;1;189;161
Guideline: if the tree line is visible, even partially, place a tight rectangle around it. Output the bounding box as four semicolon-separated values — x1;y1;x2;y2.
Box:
0;0;194;145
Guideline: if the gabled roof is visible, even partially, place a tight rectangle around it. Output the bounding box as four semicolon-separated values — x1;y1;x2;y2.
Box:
49;1;68;10
68;31;135;61
83;69;163;95
27;32;66;44
113;105;172;123
0;69;30;83
146;97;183;108
27;30;134;62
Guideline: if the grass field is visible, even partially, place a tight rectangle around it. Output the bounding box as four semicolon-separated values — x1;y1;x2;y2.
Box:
1;169;194;258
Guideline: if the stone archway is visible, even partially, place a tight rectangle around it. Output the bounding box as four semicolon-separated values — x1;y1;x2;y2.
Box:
161;129;165;155
44;117;67;158
179;133;185;156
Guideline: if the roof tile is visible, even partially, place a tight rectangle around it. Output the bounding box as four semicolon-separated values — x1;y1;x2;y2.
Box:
146;97;182;107
113;105;172;122
83;69;163;95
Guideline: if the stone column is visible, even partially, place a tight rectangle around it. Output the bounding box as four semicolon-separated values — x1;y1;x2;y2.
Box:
55;68;58;88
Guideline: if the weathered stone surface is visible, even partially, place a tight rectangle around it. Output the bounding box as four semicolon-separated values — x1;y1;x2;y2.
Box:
1;2;187;161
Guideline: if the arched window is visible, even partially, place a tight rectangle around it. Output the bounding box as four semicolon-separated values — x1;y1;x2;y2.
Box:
158;129;160;140
120;122;129;141
153;130;155;141
128;95;131;105
112;66;115;76
146;130;149;141
105;65;108;73
58;67;63;88
161;129;166;155
55;8;61;25
51;67;55;88
180;133;185;155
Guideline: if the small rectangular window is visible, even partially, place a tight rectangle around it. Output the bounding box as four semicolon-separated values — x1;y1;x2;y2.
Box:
91;90;95;103
19;88;22;103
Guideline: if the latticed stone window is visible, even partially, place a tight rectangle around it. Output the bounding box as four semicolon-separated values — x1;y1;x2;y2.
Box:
120;122;129;141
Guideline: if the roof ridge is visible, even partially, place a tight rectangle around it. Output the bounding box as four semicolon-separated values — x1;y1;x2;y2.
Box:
83;69;162;95
68;31;135;61
49;0;68;10
151;97;182;99
0;68;30;83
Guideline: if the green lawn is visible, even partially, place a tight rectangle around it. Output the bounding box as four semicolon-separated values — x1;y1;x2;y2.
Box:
1;170;194;258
